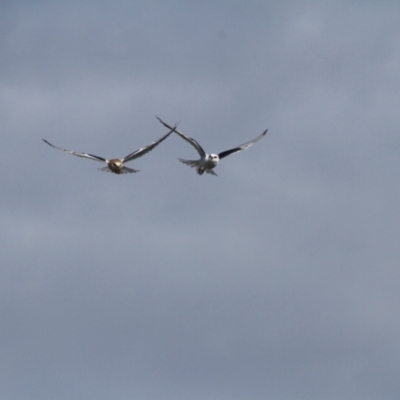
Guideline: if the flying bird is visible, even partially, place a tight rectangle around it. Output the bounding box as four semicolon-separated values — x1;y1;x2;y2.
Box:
42;127;175;174
156;117;268;176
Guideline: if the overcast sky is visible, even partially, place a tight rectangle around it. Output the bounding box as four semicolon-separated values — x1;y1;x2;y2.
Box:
2;1;400;399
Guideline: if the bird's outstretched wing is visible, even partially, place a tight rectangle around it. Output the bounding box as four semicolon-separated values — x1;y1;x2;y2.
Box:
218;129;268;160
156;117;206;158
42;139;106;162
122;127;175;163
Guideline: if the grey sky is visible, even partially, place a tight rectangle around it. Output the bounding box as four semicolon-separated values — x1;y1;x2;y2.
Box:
2;1;400;399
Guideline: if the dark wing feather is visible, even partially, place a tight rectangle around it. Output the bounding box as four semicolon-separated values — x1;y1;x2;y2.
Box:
42;139;106;162
122;128;174;163
218;147;243;159
156;116;206;157
218;129;268;159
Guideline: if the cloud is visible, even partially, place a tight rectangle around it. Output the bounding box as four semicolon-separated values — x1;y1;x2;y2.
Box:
2;1;400;399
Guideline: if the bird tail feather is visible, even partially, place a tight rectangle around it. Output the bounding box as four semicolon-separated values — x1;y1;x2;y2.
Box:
98;166;139;174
